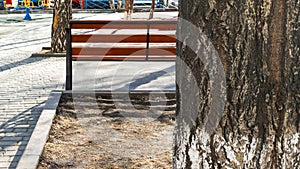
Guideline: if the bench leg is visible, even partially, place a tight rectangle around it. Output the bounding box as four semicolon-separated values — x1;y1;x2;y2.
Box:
66;28;72;90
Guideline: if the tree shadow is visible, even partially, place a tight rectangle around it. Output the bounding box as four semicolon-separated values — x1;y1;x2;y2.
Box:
115;65;175;91
0;37;50;51
0;57;47;72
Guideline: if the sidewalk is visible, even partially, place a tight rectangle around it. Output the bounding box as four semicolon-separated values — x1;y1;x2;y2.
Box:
0;13;65;168
0;11;177;168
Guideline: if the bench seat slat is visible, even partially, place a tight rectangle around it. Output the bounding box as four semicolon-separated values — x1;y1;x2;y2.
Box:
72;55;176;61
71;24;176;30
72;47;176;56
149;35;176;43
148;24;177;30
148;48;176;55
71;23;148;29
70;20;177;30
72;35;176;43
72;35;147;43
72;47;147;56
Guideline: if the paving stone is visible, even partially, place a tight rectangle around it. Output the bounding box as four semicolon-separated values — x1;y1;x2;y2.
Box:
3;146;26;151
13;125;30;129
0;156;11;162
0;150;21;156
0;162;10;167
15;121;28;125
27;129;34;133
13;129;27;133
0;129;14;133
27;121;37;125
1;137;23;142
22;137;30;141
0;133;18;137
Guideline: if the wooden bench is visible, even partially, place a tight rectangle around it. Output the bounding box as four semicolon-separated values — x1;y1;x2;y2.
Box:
66;20;177;90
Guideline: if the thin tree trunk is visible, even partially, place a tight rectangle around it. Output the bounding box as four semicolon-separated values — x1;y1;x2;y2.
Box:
109;0;115;9
117;0;122;9
51;0;72;53
149;0;155;19
124;0;134;19
174;0;299;168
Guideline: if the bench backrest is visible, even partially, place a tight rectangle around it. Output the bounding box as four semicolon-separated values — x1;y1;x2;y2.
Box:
66;20;177;61
66;20;177;90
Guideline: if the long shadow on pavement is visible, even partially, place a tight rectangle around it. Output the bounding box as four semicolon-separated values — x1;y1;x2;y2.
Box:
72;65;175;91
0;37;50;50
0;57;47;72
115;65;175;91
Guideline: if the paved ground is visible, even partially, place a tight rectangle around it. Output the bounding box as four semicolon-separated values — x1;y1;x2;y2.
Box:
0;12;177;168
0;13;65;168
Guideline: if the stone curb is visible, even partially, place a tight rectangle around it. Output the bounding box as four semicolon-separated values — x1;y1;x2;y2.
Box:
16;90;62;169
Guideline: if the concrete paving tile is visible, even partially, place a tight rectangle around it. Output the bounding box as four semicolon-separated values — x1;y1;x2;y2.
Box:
0;150;17;156
22;137;30;141
1;137;23;142
13;129;27;133
15;121;28;125
0;162;10;167
0;156;12;162
0;129;14;133
3;146;26;151
0;133;18;137
10;126;29;130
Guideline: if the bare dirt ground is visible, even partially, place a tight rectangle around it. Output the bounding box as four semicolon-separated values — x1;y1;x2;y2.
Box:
38;92;176;169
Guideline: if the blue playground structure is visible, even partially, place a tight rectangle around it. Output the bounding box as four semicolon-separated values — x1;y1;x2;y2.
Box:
84;0;117;9
83;0;164;10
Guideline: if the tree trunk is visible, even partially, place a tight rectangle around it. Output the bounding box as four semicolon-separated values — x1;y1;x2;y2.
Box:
109;0;115;9
124;0;134;20
174;0;299;168
117;0;122;9
149;0;155;19
51;0;72;53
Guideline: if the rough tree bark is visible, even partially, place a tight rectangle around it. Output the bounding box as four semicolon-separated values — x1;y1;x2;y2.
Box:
51;0;72;53
174;0;299;168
